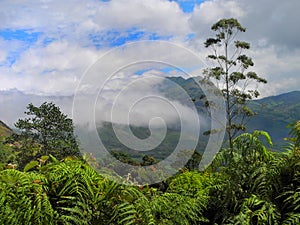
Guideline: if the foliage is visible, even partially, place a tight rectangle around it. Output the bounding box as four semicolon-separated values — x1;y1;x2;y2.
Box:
0;121;300;224
287;120;300;147
7;102;80;169
0;115;299;224
0;169;57;224
0;120;14;164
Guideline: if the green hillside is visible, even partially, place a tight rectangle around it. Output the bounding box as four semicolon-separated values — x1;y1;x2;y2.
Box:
0;120;12;139
0;120;13;163
248;91;300;148
97;121;207;161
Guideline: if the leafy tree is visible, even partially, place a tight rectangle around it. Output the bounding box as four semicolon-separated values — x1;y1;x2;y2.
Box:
203;18;267;149
8;102;80;168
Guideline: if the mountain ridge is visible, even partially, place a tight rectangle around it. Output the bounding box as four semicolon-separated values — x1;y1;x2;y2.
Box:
248;90;300;148
167;77;300;148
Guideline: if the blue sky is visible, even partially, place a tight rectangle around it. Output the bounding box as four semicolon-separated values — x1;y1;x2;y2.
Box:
0;0;299;98
170;0;204;12
0;0;205;65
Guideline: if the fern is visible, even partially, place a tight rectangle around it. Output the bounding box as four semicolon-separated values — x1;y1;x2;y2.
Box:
0;169;56;225
281;213;300;225
225;195;280;225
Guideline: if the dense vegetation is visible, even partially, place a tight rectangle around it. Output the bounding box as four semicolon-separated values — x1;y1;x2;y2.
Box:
1;114;300;224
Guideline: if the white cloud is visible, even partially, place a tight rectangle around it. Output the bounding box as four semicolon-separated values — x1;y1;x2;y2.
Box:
0;1;99;36
190;0;245;27
0;90;74;127
189;0;300;49
251;47;300;97
95;0;190;35
0;0;299;99
72;74;204;137
0;41;102;95
0;0;190;43
187;0;300;96
0;0;195;96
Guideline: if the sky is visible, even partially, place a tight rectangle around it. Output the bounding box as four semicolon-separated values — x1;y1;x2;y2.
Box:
1;0;300;96
0;0;300;127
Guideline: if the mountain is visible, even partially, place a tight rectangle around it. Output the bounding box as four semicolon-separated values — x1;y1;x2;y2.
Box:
161;76;204;102
1;77;299;159
93;79;300;161
167;77;300;149
248;91;300;148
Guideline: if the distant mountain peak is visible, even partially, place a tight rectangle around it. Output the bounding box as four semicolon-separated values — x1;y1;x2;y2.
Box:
255;90;300;105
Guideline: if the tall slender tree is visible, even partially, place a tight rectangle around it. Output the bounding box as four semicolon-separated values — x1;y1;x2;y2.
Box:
203;18;267;149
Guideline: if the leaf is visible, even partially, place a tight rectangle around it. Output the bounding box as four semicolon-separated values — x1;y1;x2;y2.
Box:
23;160;39;172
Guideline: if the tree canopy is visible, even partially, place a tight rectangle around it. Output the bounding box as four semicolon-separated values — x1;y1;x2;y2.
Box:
7;102;80;168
